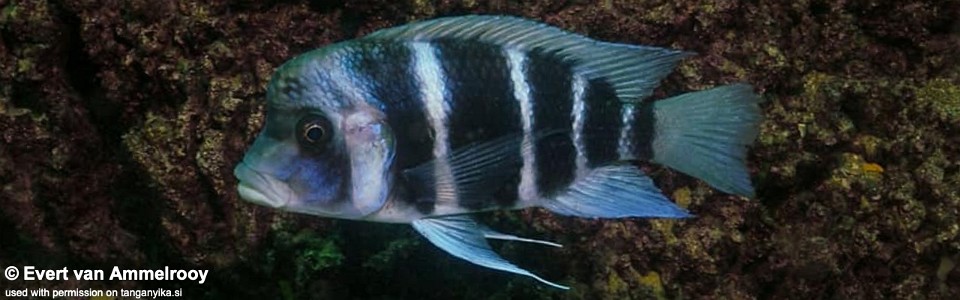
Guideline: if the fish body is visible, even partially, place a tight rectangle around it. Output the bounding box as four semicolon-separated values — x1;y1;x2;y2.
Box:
234;15;761;289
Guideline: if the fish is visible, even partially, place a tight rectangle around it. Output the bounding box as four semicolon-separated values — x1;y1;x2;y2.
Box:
233;15;761;289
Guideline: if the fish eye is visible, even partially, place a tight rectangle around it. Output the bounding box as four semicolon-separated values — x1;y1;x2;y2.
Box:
297;114;333;150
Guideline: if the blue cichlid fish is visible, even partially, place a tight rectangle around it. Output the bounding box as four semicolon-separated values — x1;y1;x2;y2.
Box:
234;15;761;289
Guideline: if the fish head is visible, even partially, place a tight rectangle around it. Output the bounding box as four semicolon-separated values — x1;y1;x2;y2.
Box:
235;50;396;219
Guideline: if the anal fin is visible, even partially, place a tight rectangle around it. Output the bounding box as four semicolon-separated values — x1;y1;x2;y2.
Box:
541;164;691;218
412;216;568;289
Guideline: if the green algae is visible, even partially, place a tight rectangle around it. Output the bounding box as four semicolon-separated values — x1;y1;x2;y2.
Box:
263;225;344;300
409;0;436;19
603;272;628;299
672;187;692;209
362;237;420;271
827;153;884;191
853;134;882;159
937;255;957;293
637;271;667;300
291;232;344;277
593;259;662;300
0;3;18;24
917;78;960;122
650;220;679;246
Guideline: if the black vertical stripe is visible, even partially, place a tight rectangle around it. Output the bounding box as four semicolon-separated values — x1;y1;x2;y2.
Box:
583;79;623;167
434;40;521;149
348;41;436;214
528;50;577;198
434;40;522;209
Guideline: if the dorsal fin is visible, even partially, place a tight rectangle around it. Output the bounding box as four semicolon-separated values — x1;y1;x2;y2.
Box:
363;15;693;102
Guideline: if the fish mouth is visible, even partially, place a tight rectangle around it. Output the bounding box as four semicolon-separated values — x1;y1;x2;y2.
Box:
234;161;292;209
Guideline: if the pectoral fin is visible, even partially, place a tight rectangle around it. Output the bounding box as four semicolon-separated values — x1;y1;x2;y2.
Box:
411;216;568;289
478;224;562;248
404;131;563;207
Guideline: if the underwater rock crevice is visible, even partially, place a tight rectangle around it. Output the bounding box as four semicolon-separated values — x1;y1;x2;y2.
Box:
53;1;128;148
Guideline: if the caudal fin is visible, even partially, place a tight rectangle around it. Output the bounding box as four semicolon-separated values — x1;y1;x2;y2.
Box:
648;84;761;197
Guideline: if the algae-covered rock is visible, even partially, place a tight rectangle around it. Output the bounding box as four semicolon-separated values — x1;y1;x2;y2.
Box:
917;78;960;123
1;0;958;299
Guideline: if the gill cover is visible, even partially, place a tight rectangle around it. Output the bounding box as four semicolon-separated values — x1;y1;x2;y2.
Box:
342;109;395;216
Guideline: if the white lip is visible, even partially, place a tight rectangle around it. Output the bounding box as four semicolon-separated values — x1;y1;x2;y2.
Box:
234;162;291;208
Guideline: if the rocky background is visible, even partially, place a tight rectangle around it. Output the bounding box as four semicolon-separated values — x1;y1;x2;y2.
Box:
1;0;958;299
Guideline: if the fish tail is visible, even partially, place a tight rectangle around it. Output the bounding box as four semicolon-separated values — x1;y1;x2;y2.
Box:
644;84;762;197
